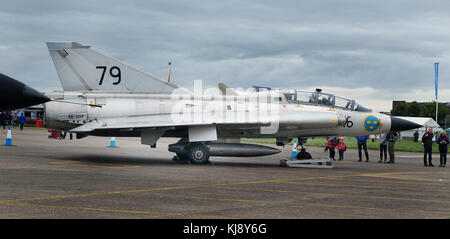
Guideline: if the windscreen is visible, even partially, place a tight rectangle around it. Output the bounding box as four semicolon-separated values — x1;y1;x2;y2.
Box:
284;90;372;112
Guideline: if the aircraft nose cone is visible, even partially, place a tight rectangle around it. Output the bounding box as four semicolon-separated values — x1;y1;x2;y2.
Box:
21;85;51;106
0;73;50;111
390;116;422;132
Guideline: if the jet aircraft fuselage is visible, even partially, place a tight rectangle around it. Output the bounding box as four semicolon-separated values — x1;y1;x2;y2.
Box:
42;42;421;164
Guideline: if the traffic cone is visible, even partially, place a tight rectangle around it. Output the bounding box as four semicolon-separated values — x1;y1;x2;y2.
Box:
107;137;118;148
4;125;15;146
290;138;298;159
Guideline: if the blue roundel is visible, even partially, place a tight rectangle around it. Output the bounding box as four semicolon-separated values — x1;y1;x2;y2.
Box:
364;115;381;132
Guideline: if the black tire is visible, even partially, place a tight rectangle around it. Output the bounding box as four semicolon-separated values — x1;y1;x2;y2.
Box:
176;153;188;161
187;143;210;164
296;151;312;160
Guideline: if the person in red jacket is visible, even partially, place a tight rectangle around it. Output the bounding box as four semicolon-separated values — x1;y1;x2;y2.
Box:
337;137;346;161
325;137;338;160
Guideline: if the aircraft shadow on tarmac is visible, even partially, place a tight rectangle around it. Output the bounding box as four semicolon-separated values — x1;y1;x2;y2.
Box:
45;154;278;168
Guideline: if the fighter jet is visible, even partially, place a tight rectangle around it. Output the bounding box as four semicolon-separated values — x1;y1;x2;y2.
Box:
0;73;50;111
43;42;421;164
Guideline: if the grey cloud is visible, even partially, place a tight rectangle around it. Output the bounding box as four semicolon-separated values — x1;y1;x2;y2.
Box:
0;0;449;105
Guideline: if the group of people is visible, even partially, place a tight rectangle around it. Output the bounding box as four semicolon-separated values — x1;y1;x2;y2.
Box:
0;111;27;130
324;131;410;165
324;137;347;161
325;128;448;167
421;127;448;167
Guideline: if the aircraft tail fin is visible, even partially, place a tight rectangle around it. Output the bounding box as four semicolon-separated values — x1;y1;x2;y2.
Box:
218;83;238;96
46;42;177;93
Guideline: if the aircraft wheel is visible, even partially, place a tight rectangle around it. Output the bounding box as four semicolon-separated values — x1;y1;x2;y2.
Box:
187;143;210;164
296;151;312;160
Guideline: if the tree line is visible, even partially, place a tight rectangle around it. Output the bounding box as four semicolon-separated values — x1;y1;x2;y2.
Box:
391;101;448;125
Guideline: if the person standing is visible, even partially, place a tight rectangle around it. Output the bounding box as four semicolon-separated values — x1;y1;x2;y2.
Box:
337;137;346;161
6;113;12;127
422;127;434;167
413;130;420;142
437;131;449;167
325;137;338;160
10;112;15;127
0;112;5;130
378;133;388;163
63;131;73;140
356;135;370;162
18;113;26;131
386;132;399;164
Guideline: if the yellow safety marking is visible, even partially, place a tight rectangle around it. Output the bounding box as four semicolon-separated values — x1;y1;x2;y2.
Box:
286;202;450;216
364;175;443;182
282;181;389;190
217;186;450;205
280;181;450;193
0;173;367;204
150;192;450;217
1;201;234;219
0;171;445;217
0;172;435;204
358;172;444;182
155;194;264;203
326;176;447;187
359;172;435;176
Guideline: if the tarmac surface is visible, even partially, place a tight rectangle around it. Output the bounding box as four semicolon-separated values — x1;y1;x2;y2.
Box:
0;127;449;219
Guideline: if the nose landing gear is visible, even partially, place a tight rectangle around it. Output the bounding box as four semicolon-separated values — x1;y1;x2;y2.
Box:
295;138;312;160
280;137;333;168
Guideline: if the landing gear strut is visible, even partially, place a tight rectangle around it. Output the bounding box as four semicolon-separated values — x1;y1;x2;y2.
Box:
295;138;312;160
280;137;333;168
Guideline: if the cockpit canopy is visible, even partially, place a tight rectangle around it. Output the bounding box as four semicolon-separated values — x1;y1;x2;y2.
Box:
284;90;372;112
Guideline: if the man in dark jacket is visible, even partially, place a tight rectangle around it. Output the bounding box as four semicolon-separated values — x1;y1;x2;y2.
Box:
437;131;449;167
422;128;434;167
413;130;420;142
0;112;5;129
386;131;399;164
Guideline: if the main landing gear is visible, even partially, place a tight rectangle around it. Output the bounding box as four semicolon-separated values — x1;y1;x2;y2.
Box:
172;142;211;165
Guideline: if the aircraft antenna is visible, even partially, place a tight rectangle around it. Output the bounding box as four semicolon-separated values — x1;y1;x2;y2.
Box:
52;99;102;108
168;62;172;83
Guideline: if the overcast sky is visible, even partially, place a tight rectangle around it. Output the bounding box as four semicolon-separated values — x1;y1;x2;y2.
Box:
1;0;449;111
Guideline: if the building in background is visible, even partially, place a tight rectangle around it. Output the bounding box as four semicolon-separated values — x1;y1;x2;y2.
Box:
395;116;443;140
9;104;45;127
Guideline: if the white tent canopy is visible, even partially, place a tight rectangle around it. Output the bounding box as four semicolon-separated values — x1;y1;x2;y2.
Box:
397;116;443;140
